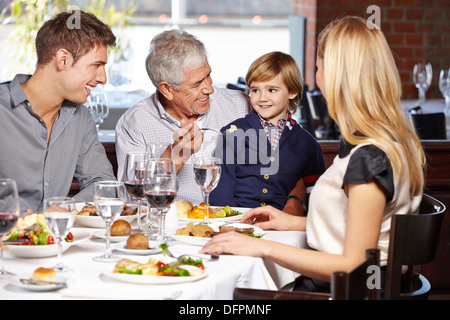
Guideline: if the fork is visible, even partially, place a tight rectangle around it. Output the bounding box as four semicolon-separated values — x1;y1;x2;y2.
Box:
165;248;219;262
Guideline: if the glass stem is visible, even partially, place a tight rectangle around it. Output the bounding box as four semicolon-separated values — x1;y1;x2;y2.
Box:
56;238;63;270
105;224;111;257
157;210;164;242
137;201;142;229
204;193;210;224
0;239;4;274
419;88;426;102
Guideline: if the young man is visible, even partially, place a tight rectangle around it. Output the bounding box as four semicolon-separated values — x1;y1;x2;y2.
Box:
0;10;117;213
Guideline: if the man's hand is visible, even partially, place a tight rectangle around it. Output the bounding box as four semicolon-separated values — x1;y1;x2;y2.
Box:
172;119;203;171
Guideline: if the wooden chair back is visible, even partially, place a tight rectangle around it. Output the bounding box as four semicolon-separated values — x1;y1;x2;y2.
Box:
233;248;380;300
384;194;446;299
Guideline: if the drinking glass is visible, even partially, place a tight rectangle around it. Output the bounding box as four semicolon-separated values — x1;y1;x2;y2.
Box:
93;181;126;262
147;142;173;159
193;157;222;224
0;179;20;276
412;63;433;104
439;68;450;115
124;152;149;233
43;197;76;273
144;158;178;243
86;91;109;132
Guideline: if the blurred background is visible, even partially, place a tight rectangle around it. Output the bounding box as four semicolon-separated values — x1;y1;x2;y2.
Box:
0;0;448;99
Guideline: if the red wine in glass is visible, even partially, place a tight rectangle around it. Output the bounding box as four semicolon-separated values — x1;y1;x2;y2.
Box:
0;213;18;235
125;180;144;199
144;190;176;209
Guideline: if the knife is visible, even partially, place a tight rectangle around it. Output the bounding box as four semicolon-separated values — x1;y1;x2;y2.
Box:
4;239;29;245
19;278;67;287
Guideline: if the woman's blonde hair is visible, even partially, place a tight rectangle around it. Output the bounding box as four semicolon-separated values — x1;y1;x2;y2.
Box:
317;16;425;195
246;51;303;114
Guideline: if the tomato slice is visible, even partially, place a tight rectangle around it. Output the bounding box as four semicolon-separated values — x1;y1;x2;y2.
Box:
47;236;55;245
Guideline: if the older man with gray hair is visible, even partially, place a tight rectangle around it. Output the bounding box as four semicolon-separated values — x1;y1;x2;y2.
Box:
115;29;251;204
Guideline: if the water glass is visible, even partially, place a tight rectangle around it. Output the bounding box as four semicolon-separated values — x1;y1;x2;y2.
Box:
43;197;76;272
93;181;126;262
193;157;222;224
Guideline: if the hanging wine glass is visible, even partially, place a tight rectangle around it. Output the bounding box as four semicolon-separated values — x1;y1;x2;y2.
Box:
439;68;450;115
85;90;109;133
412;63;433;105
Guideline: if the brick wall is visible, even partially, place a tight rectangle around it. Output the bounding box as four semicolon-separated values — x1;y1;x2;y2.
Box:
294;0;450;99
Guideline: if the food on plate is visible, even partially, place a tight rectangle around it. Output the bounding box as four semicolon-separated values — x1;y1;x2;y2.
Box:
215;225;264;238
113;256;205;277
126;233;149;250
76;203;140;217
175;223;264;238
176;199;193;218
175;223;214;237
31;267;56;283
175;200;243;219
110;220;131;236
3;213;73;245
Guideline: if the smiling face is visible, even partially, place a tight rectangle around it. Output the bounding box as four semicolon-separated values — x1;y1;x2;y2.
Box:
249;73;297;125
168;63;214;119
60;44;108;104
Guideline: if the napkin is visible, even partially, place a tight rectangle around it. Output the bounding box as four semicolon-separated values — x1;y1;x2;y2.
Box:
61;276;182;300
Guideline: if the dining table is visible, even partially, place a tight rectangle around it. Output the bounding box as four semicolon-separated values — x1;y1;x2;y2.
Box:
0;204;307;300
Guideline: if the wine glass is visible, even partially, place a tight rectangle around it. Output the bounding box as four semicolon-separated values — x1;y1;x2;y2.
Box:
43;197;76;273
144;158;178;243
412;63;433;104
193;157;222;224
147;142;173;159
124;152;149;233
86;91;109;133
93;181;126;262
0;179;20;276
439;68;450;115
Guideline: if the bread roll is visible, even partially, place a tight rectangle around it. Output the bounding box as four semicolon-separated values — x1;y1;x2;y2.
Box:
176;200;193;218
126;233;149;250
110;220;131;236
31;267;56;283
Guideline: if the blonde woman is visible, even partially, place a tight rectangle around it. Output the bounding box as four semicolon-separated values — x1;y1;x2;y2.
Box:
201;16;425;295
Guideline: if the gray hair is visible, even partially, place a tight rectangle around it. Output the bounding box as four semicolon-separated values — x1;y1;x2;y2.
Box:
145;29;208;91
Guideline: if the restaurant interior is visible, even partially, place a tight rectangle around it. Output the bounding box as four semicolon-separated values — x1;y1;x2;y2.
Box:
0;0;449;301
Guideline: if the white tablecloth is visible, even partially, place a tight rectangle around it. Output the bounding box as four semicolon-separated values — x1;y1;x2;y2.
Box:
0;206;307;300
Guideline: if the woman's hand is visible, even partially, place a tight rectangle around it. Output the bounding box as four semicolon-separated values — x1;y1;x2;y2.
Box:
199;231;266;257
240;205;306;231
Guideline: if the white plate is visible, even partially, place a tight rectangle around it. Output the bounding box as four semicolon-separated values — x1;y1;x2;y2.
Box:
92;230;130;243
6;229;89;258
112;242;162;255
178;206;250;222
75;203;144;228
172;222;265;246
102;256;208;284
9;274;68;292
